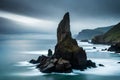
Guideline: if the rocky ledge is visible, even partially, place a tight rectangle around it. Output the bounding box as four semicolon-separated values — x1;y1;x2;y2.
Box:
29;12;96;73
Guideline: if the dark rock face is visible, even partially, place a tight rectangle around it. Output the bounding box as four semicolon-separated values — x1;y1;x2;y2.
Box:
30;12;96;73
29;59;37;64
55;58;72;73
57;12;71;43
108;42;120;53
36;57;72;73
54;12;87;70
92;35;105;44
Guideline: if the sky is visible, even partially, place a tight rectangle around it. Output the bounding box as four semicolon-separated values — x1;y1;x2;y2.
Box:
0;0;120;34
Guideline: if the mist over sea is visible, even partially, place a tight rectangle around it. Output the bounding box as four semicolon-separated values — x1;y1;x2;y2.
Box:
0;34;120;80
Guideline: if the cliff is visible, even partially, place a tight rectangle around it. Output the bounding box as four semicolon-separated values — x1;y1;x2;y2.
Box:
92;23;120;44
76;26;113;40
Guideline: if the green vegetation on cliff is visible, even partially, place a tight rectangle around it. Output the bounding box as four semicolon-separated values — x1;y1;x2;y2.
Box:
104;23;120;43
92;23;120;44
76;26;113;40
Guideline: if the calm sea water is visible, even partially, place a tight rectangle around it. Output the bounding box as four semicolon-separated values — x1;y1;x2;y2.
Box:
0;34;120;80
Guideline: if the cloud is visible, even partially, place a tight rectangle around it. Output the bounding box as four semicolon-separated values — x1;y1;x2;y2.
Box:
0;0;120;34
1;0;120;19
0;11;57;34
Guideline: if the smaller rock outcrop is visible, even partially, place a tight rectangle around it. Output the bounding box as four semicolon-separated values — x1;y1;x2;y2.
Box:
35;56;72;73
93;47;96;49
29;55;48;64
108;42;120;53
86;60;96;68
47;49;53;57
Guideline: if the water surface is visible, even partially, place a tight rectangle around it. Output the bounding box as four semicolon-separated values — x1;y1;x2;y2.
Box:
0;34;120;80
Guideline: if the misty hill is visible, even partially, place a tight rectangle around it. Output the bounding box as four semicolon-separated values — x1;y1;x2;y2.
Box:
92;22;120;44
76;26;113;40
0;17;45;34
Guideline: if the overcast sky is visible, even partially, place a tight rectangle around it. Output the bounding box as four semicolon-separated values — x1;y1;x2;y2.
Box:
0;0;120;34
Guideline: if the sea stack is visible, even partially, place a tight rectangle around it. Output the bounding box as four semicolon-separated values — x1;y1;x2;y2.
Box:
54;12;87;70
30;12;96;73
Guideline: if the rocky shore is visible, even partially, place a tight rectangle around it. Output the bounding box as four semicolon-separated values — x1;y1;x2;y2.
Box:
92;23;120;53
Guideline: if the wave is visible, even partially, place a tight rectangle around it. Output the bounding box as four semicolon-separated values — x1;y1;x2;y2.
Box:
20;50;54;55
13;42;120;76
14;61;36;67
72;58;120;76
12;58;120;77
11;69;46;76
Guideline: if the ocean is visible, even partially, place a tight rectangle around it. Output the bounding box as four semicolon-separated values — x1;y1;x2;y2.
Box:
0;34;120;80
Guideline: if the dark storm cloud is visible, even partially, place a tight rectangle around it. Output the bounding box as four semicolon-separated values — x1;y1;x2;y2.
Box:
1;0;120;20
0;0;120;34
0;0;65;20
0;17;48;34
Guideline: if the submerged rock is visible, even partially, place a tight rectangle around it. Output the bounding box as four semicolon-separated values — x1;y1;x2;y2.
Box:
117;62;120;64
48;49;53;57
81;40;89;42
101;48;107;51
98;64;104;67
93;47;96;49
